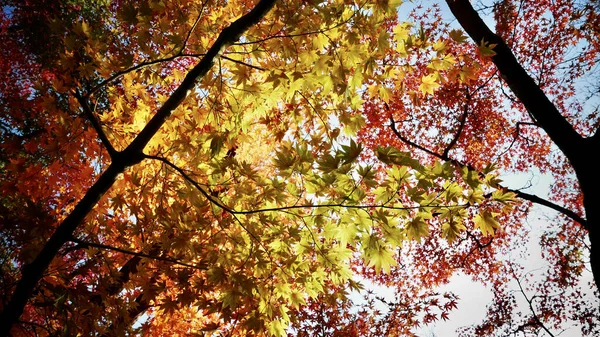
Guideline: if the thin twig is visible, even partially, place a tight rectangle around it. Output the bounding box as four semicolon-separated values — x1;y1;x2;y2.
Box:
143;155;473;214
73;91;117;157
220;55;266;71
442;89;471;158
70;237;207;271
86;8;207;98
512;268;556;337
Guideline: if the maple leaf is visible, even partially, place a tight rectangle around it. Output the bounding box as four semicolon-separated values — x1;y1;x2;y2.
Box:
459;65;479;84
449;29;468;43
367;246;397;274
441;221;466;243
337;139;363;164
405;216;430;242
478;38;498;57
419;73;441;95
474;210;501;236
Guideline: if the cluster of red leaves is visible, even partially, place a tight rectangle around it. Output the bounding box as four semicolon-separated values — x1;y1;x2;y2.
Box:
290;283;459;337
353;1;600;336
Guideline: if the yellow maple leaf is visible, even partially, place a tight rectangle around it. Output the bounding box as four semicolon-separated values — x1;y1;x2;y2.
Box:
433;39;447;53
393;23;411;42
474;210;501;236
441;221;467;243
459;65;479;84
419;73;440;95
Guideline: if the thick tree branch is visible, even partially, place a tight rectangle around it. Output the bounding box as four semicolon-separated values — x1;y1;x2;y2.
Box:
86;54;206;98
445;0;600;291
0;162;123;335
444;0;585;163
86;7;207;98
124;0;277;158
516;190;587;229
446;0;582;150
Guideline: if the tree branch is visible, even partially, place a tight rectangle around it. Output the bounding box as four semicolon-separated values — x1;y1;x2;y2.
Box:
514;190;587;229
388;113;587;228
73;91;117;158
220;54;266;71
86;7;207;98
389;112;440;158
442;89;470;158
70;238;207;271
512;270;556;337
85;54;204;98
144;155;474;215
123;0;277;160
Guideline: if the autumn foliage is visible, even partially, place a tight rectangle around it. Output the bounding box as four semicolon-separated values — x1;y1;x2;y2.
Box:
0;0;599;336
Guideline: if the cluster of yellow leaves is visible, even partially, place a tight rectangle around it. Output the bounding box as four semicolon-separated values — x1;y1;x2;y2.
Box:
37;0;516;335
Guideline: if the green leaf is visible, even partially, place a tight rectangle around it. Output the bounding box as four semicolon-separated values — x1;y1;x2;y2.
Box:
317;153;340;173
380;217;404;246
273;149;296;170
337;139;362;164
442;181;463;202
478;39;498;57
405;215;429;242
461;166;481;189
208;133;225;158
221;290;238;309
376;146;424;171
449;29;468;43
357;165;375;179
374;186;395;204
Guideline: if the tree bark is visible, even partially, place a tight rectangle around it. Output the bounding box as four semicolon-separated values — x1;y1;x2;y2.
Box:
444;0;600;291
0;0;276;334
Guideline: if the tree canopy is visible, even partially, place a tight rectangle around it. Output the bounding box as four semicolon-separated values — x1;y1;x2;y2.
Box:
0;0;598;336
